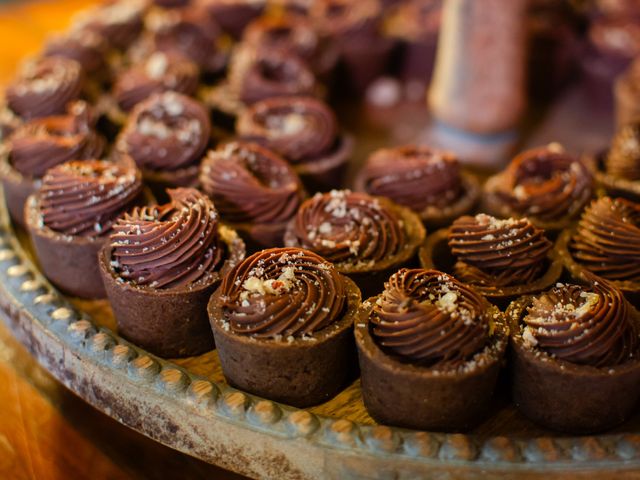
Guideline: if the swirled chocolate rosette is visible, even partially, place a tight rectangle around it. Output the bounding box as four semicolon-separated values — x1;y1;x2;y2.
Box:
236;96;352;191
4;56;84;121
106;51;199;126
284;190;425;297
24;158;144;299
202;44;317;130
199;141;305;249
99;188;245;357
43;28;110;84
309;0;394;91
482;144;594;232
0;101;105;226
558;196;640;304
117;91;211;191
353;145;480;229
208;247;361;407
355;268;507;430
596;122;640;201
420;213;562;305
507;278;640;432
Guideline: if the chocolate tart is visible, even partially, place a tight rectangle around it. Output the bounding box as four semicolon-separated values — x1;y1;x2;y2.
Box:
482;143;594;234
595;123;640;201
236;96;352;192
202;0;265;39
208;247;361;408
199;141;305;250
615;57;640;127
0;101;105;227
419;214;563;307
557;196;640;306
99;188;245;358
507;279;640;433
353;145;480;229
284;190;425;298
116;91;212;194
24;158;145;299
355;268;507;431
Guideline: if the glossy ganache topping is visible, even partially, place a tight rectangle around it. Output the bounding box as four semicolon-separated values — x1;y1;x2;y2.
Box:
606;123;640;181
200;142;304;224
39;159;143;237
287;190;405;267
491;144;593;224
521;280;639;367
448;214;553;287
113;52;199;112
9;101;104;178
148;5;226;73
5;57;83;120
219;247;346;338
110;188;225;289
358;146;463;212
370;269;490;365
227;46;316;105
570;197;640;282
121;92;210;171
236;96;337;163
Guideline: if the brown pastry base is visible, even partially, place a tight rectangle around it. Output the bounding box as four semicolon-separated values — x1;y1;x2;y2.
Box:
352;170;481;230
284;199;426;299
0;152;37;228
596;171;640;203
99;225;245;358
294;134;354;193
419;228;563;308
208;276;361;408
507;296;640;433
557;228;640;307
355;300;507;431
198;83;245;132
24;195;107;298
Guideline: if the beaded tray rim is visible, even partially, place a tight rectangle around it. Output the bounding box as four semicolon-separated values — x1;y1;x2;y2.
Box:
0;193;639;478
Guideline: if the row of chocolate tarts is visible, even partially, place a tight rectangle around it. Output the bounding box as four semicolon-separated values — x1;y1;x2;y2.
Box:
5;132;640;434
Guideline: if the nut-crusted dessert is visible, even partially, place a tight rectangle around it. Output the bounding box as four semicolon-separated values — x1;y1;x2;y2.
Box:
209;247;361;407
355;268;507;430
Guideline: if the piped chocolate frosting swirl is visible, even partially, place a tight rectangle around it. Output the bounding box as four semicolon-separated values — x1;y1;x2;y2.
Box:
236;96;337;164
110;188;225;289
113;52;199;112
448;214;553;288
9;101;104;178
287;190;405;267
120;92;210;172
71;0;146;50
5;57;83;120
43;29;109;74
39;159;143;237
521;280;639;367
227;46;316;105
358;146;462;212
606;123;640;181
570;196;640;282
370;269;490;365
491;144;593;224
147;6;226;73
219;247;346;338
200;142;304;224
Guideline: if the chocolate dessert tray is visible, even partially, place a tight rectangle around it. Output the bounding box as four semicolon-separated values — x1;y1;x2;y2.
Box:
2;84;640;479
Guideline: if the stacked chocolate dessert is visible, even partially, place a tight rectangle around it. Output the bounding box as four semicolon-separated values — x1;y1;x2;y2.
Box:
1;0;640;437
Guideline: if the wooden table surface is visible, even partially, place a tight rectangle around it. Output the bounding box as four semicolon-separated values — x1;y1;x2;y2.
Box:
0;1;247;478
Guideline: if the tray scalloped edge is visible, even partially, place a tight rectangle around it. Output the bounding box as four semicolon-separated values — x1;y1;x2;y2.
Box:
0;195;639;479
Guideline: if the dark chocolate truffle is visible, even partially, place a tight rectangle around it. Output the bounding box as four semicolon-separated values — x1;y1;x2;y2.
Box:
355;268;507;430
25;158;144;298
199;141;305;249
284;189;425;297
236;96;352;191
209;247;361;407
354;145;479;228
509;278;640;433
99;188;245;357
